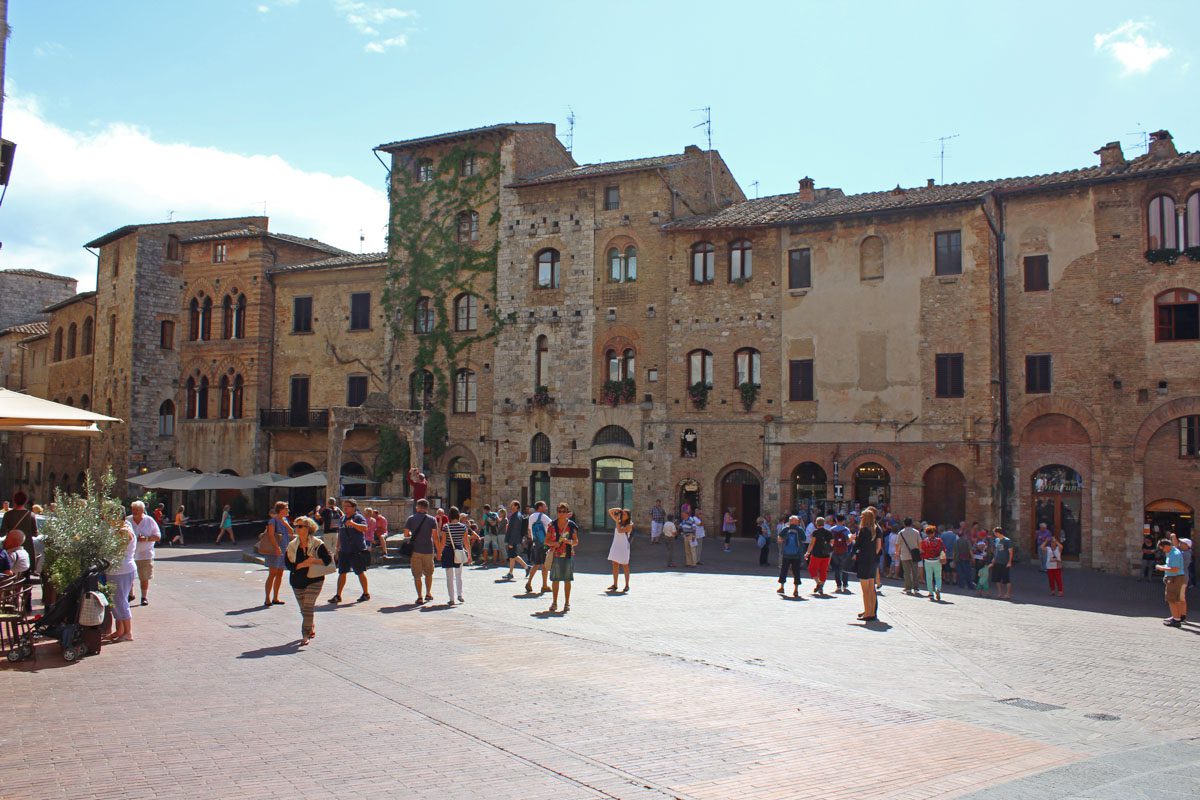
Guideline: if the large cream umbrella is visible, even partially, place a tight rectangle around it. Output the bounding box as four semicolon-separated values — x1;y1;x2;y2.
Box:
0;388;121;432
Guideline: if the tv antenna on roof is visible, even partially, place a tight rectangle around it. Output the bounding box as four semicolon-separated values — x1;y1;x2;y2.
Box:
565;107;576;154
359;228;365;254
167;210;175;222
936;134;959;184
693;106;712;150
1124;124;1149;154
750;180;760;199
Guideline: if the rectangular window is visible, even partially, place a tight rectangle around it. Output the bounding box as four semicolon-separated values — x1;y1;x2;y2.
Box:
293;296;313;333
604;185;620;211
1180;416;1200;457
1025;354;1052;394
159;320;175;350
347;375;368;407
1023;255;1049;292
349;292;371;331
934;230;962;275
213;243;227;264
788;248;812;289
788;359;814;401
935;353;964;398
461;155;476;177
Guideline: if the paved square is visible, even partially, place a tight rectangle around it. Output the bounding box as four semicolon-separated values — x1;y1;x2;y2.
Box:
3;534;1198;799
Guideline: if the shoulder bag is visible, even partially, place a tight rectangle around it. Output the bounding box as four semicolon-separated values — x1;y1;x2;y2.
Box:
256;524;279;555
451;526;468;565
306;539;336;578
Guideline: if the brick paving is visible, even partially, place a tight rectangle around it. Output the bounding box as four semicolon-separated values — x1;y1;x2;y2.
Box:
2;534;1198;799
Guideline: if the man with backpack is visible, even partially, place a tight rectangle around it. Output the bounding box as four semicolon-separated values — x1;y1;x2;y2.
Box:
526;501;553;594
777;515;806;598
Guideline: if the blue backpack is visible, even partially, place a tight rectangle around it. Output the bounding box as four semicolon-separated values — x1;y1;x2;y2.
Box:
782;525;804;557
530;514;547;546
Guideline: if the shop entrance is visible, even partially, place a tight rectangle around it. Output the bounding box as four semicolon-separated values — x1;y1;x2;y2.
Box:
1031;464;1083;558
719;467;761;536
447;458;472;512
1145;499;1194;539
592;457;633;529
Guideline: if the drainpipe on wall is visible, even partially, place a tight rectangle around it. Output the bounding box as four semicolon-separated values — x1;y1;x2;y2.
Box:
981;193;1012;529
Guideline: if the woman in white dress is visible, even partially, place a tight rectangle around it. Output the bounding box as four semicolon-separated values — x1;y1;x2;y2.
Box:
607;507;633;593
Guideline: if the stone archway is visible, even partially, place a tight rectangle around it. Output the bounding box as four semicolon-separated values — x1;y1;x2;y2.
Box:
326;393;422;502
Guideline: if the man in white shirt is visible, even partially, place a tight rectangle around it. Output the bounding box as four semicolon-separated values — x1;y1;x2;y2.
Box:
661;515;679;567
895;518;922;595
4;530;30;577
127;500;161;606
525;501;554;594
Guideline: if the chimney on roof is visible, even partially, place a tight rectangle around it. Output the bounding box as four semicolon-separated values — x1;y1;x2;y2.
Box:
1094;141;1125;168
1148;130;1177;160
797;176;815;202
891;184;906;196
927;178;935;188
684;144;703;156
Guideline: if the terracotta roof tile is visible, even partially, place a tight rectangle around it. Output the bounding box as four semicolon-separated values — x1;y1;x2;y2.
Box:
0;321;49;337
0;268;75;282
510;153;690;187
375;123;554;153
181;228;350;256
266;252;386;275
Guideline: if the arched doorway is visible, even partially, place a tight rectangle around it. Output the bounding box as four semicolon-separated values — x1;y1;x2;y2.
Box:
677;478;700;518
719;466;761;537
287;461;319;513
922;463;966;528
1145;498;1194;539
447;457;472;511
340;461;370;499
592;457;633;529
791;462;827;515
853;462;890;509
1032;465;1083;558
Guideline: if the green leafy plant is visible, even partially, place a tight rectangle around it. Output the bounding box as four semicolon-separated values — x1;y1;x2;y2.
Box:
738;381;760;411
601;379;624;406
621;377;637;403
1185;246;1200;263
532;385;553;407
688;381;711;410
40;469;127;596
1145;247;1180;265
373;426;410;482
423;408;448;462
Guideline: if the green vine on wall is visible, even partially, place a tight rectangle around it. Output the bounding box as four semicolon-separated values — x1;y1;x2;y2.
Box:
382;145;505;468
373;426;410;483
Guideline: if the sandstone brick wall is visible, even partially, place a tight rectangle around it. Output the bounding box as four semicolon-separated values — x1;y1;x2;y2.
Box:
0;270;77;330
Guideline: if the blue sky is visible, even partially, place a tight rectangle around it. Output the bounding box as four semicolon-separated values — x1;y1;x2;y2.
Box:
3;0;1198;288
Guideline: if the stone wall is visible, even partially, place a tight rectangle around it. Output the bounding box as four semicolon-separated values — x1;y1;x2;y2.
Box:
0;270;77;330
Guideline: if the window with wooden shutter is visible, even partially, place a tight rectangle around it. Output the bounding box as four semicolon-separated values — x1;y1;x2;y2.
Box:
788;359;814;401
788;248;811;289
1023;255;1049;292
935;353;964;398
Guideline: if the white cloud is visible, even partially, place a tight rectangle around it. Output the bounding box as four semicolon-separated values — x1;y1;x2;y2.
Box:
0;95;388;291
32;42;64;57
333;0;415;52
1094;21;1172;75
257;0;299;11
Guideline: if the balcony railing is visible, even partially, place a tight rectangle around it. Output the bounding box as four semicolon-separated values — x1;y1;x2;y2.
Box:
259;408;330;430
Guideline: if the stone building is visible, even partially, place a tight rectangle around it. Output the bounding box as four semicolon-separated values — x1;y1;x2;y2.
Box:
43;291;97;495
0;268;77;331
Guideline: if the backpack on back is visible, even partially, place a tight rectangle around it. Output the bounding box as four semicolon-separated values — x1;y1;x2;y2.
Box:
782;526;803;557
531;515;547;546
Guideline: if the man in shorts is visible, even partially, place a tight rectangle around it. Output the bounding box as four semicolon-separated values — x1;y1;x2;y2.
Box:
991;527;1015;600
526;501;553;594
330;499;370;604
1157;537;1188;627
126;500;161;606
502;500;529;580
372;508;389;557
403;499;438;604
481;504;502;566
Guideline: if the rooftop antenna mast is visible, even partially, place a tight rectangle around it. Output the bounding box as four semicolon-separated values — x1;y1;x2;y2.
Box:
693;106;716;202
936;134;959;184
167;210;175;222
1124;124;1149;154
565;107;575;154
750;180;760;199
359;228;365;254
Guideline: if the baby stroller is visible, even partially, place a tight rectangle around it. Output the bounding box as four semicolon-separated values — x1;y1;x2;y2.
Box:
12;560;109;663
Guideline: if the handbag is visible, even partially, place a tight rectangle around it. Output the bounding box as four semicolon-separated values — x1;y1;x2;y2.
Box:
939;550;948;565
450;526;468;565
78;590;109;626
256;525;278;555
306;539;336;578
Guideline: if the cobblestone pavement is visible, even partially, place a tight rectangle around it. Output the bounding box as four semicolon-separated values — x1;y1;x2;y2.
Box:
2;534;1198;799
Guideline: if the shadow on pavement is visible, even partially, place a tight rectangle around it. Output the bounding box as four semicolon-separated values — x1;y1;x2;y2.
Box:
226;605;270;616
155;549;247;564
237;643;300;658
377;603;421;614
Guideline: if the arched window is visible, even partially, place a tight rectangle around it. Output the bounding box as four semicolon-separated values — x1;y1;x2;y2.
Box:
691;242;715;284
185;378;198;419
65;396;74;407
81;316;94;355
197;376;210;419
734;348;761;386
604;347;636;382
200;297;213;341
530;433;551;463
792;462;827;507
53;328;63;362
860;235;884;280
454;294;477;331
232;375;244;419
79;394;90;410
188;299;200;341
414;297;435;334
409;369;433;410
535;335;548;388
66;323;77;359
457;211;479;243
729;239;752;282
688;349;713;387
623;348;635;380
593;425;634;448
606;349;620;381
219;375;231;419
222;296;233;339
166;234;181;260
1155;289;1200;341
1186;192;1200;249
453;368;477;413
236;294;246;339
1148;194;1178;250
536;248;560;289
608;245;637;283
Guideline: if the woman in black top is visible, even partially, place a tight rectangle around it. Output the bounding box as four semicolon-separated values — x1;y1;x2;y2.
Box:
854;507;882;621
284;516;333;646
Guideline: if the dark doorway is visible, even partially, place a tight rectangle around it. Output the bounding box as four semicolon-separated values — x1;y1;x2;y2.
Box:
719;467;761;536
1031;465;1083;558
922;463;966;529
791;461;827;516
287;461;318;514
853;462;890;510
677;479;699;518
1145;499;1194;539
447;458;472;511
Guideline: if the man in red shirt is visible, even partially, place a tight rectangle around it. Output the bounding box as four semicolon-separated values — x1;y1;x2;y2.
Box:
407;467;428;514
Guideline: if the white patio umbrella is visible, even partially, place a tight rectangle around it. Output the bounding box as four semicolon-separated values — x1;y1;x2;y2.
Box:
127;467;195;487
269;471;329;489
0;387;120;433
151;472;264;491
248;472;286;486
